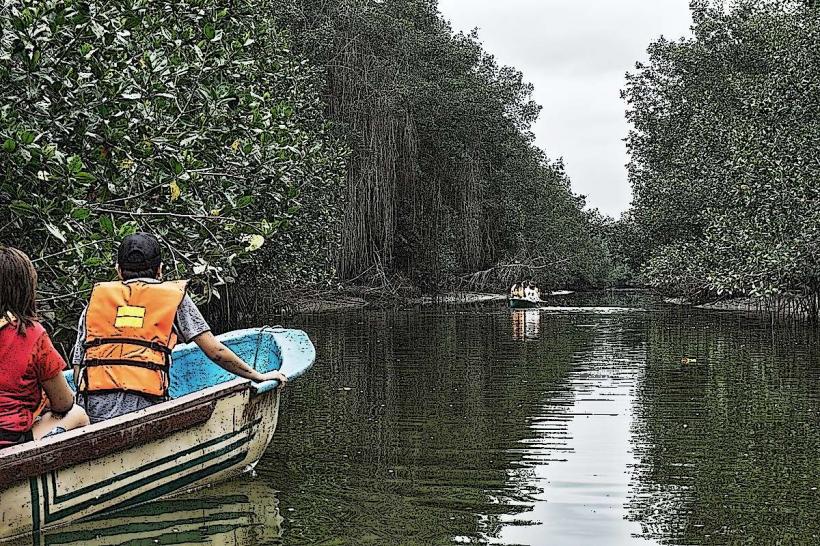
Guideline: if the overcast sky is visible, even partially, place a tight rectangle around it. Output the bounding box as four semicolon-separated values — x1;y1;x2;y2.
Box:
437;0;693;218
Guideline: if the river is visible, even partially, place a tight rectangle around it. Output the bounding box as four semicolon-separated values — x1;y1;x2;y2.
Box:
37;292;820;545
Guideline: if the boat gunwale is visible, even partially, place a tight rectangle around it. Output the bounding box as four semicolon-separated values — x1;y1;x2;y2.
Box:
508;297;543;308
0;378;252;490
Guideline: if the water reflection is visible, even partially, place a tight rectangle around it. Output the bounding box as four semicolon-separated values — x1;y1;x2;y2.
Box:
263;309;592;545
14;478;282;546
627;310;820;544
225;295;820;544
512;310;541;341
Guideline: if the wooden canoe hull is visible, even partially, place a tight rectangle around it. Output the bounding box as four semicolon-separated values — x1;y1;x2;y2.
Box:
0;380;280;542
508;298;542;309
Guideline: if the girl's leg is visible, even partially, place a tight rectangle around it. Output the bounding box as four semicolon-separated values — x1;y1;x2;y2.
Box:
31;405;90;440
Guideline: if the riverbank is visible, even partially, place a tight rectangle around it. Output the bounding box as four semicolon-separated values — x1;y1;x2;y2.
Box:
664;294;815;321
301;289;581;311
292;290;510;312
205;285;637;330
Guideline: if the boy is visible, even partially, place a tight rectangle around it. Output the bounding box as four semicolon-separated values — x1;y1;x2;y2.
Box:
72;233;287;423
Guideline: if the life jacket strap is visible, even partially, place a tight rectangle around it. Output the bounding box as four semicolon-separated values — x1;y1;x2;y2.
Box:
82;359;167;372
83;338;173;355
74;389;166;401
79;358;171;398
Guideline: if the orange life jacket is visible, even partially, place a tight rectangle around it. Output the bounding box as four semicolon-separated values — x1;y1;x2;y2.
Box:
79;280;188;398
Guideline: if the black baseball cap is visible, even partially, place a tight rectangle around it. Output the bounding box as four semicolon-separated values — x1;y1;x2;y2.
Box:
117;233;162;270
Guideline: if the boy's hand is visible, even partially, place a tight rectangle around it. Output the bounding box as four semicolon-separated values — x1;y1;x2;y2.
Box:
255;370;288;387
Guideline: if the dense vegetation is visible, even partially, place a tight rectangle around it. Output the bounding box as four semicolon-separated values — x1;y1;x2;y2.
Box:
1;0;614;336
268;0;611;292
0;0;346;334
624;0;820;317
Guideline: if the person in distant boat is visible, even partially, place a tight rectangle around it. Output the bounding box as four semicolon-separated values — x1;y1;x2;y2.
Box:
532;283;542;301
510;283;521;298
0;247;89;449
72;233;288;424
523;281;536;301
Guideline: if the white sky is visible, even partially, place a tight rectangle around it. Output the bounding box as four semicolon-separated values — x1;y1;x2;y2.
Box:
438;0;693;218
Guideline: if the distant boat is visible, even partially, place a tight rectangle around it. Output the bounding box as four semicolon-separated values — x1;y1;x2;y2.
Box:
508;290;574;309
508;297;542;309
0;327;315;541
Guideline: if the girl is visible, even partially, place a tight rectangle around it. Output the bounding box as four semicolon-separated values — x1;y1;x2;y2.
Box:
0;247;89;449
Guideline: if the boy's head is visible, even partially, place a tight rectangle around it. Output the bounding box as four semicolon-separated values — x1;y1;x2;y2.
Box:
0;246;37;332
117;233;163;281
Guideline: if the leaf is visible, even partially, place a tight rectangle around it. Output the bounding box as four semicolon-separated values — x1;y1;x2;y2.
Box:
45;222;67;243
99;215;114;235
179;134;198;147
71;208;90;220
121;92;142;100
19;131;35;145
236;195;254;208
75;172;96;182
67;155;83;174
244;234;265;252
9;200;34;214
203;23;215;40
170;180;181;202
2;139;16;152
118;221;138;237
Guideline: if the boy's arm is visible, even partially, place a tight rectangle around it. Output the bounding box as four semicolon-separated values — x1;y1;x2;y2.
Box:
176;295;287;385
192;331;288;385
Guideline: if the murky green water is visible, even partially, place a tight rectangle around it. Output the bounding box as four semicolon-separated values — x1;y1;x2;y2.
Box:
38;292;820;544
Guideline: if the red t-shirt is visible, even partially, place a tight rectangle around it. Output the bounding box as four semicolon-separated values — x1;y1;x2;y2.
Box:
0;321;66;433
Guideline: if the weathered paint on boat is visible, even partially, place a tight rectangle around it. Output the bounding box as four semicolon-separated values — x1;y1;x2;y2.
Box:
0;327;314;542
508;298;542;309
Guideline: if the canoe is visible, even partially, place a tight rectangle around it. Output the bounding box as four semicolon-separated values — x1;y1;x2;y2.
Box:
0;326;315;542
508;297;542;309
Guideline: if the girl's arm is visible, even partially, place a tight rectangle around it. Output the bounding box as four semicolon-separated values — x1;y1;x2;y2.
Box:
41;374;75;415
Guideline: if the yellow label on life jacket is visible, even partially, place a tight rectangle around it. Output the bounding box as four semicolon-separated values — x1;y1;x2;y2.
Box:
115;306;146;328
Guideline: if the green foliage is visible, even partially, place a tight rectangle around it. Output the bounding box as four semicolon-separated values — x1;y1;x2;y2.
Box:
269;0;610;290
0;0;346;332
595;213;643;288
624;0;820;299
2;0;614;335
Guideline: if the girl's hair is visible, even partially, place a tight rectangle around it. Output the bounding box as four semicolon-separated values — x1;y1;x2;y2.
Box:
0;246;38;334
